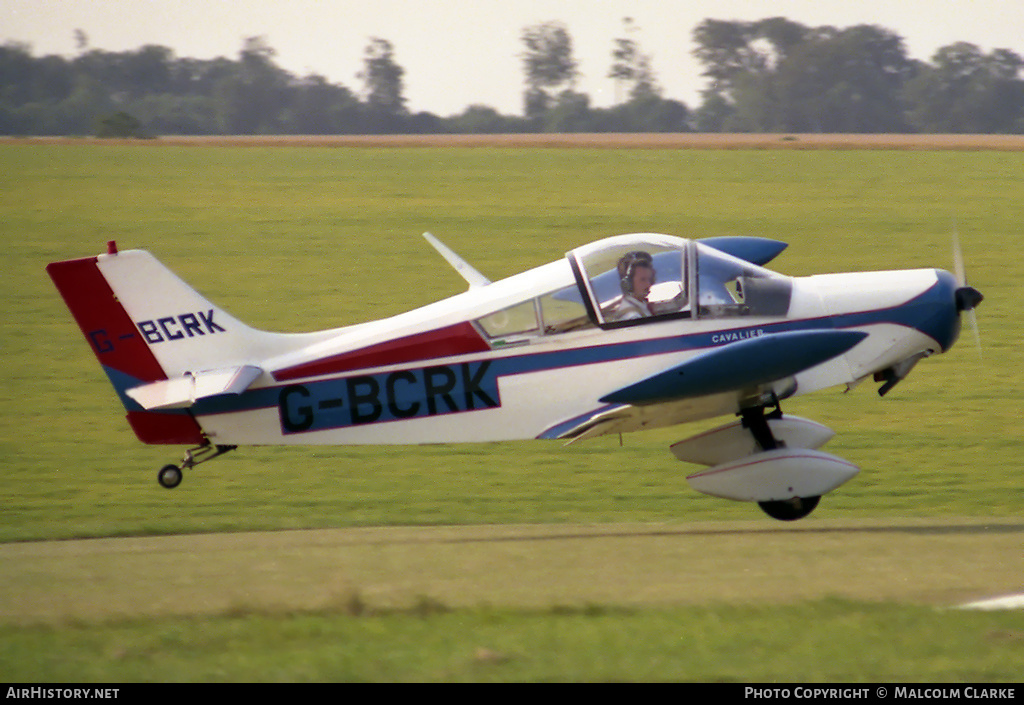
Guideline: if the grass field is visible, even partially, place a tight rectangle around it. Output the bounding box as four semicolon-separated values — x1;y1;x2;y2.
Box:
1;138;1022;681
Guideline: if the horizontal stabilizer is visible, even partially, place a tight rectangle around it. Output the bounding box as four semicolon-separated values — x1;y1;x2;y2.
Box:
127;365;262;410
600;329;868;405
697;237;788;266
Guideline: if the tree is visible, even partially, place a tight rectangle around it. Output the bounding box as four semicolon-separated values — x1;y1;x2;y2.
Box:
215;36;289;134
544;89;591;132
359;37;406;130
281;74;361;134
448;104;525;134
692;91;736;132
693;18;914;133
904;43;1024;133
769;25;914;132
750;17;808;68
608;17;658;102
0;42;39;105
520;22;578;120
612;94;689;132
692;19;766;101
95;110;149;138
609;17;639;103
121;45;174;97
56;73;112;134
131;94;218;134
167;57;235;96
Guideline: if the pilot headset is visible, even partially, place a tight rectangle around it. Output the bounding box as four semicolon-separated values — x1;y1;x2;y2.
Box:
619;251;655;294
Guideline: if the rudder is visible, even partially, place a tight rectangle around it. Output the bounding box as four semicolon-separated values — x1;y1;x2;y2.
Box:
47;244;206;445
49;242;340;446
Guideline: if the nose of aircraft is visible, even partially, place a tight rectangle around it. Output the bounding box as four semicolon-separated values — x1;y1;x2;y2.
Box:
928;270;983;354
954;282;984;357
950;230;983;355
956;285;984;313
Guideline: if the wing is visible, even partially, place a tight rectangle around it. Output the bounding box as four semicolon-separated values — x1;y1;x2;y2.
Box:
540;330;866;442
599;330;867;405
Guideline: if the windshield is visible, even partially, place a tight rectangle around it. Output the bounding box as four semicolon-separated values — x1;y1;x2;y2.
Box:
695;242;792;318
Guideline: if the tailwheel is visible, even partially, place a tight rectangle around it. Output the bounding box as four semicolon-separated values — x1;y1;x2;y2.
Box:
758;495;820;521
155;442;237;489
158;464;183;489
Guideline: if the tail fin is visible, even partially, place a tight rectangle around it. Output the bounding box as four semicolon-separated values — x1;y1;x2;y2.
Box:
47;243;297;445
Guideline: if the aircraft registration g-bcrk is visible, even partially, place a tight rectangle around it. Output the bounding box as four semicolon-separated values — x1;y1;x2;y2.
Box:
47;231;983;521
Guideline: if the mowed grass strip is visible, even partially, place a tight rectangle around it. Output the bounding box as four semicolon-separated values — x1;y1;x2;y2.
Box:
2;519;1023;624
2;599;1024;682
1;143;1021;543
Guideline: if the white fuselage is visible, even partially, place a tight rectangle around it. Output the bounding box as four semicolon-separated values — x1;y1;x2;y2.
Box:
193;264;953;447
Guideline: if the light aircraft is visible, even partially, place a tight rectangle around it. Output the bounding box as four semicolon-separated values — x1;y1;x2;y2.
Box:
47;231;982;520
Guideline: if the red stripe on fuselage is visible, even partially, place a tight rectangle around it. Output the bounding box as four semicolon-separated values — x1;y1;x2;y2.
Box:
272;321;491;381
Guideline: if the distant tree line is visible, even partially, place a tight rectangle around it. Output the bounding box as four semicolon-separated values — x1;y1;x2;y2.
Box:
691;18;1024;133
1;17;1021;136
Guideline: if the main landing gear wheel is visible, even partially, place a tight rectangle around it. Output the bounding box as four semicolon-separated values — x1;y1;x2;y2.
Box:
741;400;822;521
158;464;183;489
758;495;820;521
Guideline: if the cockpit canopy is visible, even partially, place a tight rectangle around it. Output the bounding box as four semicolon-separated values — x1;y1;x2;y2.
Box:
569;234;792;327
474;234;792;346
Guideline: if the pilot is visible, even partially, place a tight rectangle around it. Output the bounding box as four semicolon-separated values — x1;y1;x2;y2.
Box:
611;251;655;320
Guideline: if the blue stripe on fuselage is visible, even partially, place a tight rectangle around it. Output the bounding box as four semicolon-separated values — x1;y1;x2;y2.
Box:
186;277;950;434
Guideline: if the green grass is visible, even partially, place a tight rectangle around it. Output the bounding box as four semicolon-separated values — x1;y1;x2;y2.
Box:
1;142;1022;681
3;601;1023;682
2;144;1020;540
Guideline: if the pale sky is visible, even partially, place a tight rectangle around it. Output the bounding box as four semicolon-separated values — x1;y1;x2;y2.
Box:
4;0;1024;116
